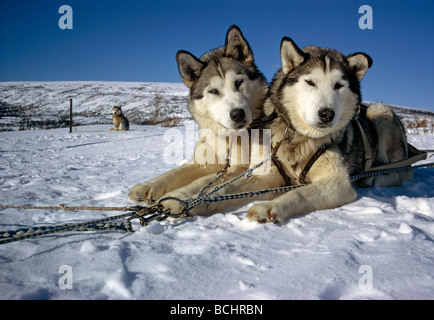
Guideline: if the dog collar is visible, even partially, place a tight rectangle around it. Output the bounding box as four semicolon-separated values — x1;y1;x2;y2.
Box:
250;110;279;128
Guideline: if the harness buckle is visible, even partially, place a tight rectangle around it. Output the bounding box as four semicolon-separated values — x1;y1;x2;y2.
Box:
129;203;169;227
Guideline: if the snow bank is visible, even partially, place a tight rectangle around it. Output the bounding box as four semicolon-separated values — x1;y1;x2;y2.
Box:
0;125;433;300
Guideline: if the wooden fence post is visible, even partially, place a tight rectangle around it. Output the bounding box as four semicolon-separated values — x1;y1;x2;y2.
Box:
69;98;73;133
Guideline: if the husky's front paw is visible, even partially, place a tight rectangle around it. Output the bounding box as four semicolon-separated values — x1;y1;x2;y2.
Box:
247;203;281;224
160;190;203;218
128;181;166;204
158;196;185;217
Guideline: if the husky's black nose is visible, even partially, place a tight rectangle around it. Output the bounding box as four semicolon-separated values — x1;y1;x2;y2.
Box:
230;108;245;123
318;108;335;123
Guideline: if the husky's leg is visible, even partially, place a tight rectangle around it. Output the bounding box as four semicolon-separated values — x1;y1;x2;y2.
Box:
365;103;412;187
161;165;285;216
128;163;223;204
247;174;356;223
247;149;357;223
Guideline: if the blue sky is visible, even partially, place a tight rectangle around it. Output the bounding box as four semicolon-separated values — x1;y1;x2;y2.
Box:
0;0;433;111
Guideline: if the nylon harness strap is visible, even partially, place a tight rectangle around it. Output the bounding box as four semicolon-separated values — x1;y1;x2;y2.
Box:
271;137;293;186
272;139;331;186
354;117;373;172
273;117;375;185
252;110;298;186
250;110;279;128
352;105;428;174
297;144;330;185
267;110;332;186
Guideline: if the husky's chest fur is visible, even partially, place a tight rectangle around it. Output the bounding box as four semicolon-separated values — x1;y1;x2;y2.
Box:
269;107;381;185
112;114;127;125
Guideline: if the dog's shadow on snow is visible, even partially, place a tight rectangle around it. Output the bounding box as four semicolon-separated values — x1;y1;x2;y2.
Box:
355;168;434;211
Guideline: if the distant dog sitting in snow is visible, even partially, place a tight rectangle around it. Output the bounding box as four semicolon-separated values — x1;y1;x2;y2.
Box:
111;106;129;131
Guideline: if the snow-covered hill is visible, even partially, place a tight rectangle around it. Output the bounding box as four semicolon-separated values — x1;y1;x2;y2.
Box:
1;82;433;133
0;123;433;300
0;81;190;130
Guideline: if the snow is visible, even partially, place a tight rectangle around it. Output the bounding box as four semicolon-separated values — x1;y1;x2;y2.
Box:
0;81;190;130
0;81;188;114
1;81;433;300
1;82;432;132
0;121;433;300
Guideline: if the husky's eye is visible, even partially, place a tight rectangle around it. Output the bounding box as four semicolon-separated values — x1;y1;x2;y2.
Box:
208;88;219;95
334;82;344;90
235;79;243;90
305;79;316;87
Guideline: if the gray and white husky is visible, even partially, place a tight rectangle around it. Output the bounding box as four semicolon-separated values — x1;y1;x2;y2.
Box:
128;25;268;205
245;37;412;223
111;106;129;131
156;36;412;223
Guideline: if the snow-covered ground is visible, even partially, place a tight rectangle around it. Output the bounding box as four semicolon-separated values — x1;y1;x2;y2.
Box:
0;123;433;300
0;81;188;115
0;82;190;130
1;82;433;133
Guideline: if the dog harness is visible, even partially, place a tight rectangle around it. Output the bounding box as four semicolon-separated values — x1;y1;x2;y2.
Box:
261;106;375;186
354;105;373;172
250;110;279;128
262;111;332;186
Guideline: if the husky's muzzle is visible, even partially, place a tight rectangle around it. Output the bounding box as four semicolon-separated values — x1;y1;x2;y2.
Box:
318;108;335;124
230;108;246;123
229;108;251;129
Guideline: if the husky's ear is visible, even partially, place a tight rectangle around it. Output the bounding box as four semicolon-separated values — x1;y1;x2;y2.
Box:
224;25;254;66
346;52;373;81
280;37;305;74
176;50;206;88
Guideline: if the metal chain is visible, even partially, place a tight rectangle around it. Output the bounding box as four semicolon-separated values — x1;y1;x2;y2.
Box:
158;154;274;214
159;159;434;215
